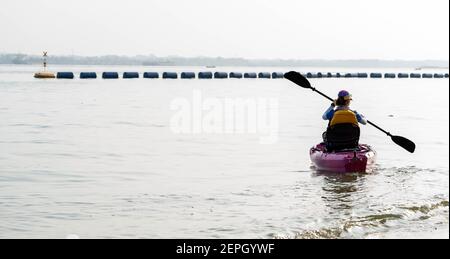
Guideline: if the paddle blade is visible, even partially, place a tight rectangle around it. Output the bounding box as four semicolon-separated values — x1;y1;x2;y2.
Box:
284;71;311;89
392;135;416;153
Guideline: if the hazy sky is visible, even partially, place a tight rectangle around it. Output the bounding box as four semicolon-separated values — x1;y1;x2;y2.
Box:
0;0;448;60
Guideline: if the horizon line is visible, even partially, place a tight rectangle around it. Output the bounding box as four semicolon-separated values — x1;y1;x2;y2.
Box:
0;52;449;63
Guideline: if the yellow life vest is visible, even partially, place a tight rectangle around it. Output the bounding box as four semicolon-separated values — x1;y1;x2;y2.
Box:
330;110;359;127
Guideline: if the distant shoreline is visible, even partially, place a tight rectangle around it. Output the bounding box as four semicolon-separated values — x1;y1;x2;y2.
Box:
0;53;448;68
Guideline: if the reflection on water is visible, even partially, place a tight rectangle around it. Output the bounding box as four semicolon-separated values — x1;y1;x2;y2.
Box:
317;172;365;211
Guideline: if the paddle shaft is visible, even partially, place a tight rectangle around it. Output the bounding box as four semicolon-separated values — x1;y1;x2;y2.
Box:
309;87;392;136
310;87;334;102
367;121;391;136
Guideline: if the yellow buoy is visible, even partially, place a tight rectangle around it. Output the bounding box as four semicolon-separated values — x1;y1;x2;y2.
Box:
34;51;55;79
34;72;56;79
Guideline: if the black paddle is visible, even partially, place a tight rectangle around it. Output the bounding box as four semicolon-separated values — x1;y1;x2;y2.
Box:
284;71;416;153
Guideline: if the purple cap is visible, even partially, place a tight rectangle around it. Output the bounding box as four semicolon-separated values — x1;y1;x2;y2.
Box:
338;90;352;100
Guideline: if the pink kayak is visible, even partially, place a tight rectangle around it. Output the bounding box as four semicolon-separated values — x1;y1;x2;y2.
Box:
310;144;377;173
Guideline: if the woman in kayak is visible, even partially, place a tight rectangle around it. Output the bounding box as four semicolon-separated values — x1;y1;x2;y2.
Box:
322;90;367;150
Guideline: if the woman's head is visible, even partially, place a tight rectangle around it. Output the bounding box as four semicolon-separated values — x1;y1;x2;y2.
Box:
336;90;353;106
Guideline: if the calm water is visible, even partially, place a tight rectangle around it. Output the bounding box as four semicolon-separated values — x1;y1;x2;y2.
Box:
0;65;448;239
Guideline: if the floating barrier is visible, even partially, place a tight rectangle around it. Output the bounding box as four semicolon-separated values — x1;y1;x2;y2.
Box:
306;73;318;78
163;72;178;79
345;73;358;78
102;72;119;79
80;72;97;79
370;73;382;78
258;72;271;79
357;73;368;78
330;73;340;78
181;72;196;79
244;73;257;79
272;72;284;79
57;72;74;79
230;72;243;79
214;72;228;79
198;72;213;79
36;70;448;80
144;72;159;79
385;73;396;79
123;72;139;79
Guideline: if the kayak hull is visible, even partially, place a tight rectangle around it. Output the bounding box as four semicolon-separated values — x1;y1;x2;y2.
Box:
310;144;377;173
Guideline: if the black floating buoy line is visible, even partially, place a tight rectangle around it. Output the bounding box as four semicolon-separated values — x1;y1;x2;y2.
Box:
35;70;449;80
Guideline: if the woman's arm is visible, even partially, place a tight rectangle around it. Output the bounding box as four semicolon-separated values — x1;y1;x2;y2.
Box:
355;112;368;125
322;105;335;120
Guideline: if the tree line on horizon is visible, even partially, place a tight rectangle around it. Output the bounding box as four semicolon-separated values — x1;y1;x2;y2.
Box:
0;53;448;68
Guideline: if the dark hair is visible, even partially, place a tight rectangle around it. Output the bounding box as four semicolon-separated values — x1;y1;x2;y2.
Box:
336;97;350;106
